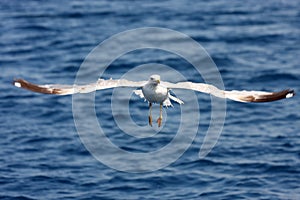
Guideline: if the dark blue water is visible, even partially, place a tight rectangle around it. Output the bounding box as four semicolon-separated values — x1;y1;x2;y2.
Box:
1;0;300;199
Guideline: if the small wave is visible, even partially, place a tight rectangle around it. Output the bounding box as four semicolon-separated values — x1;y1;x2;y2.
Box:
16;25;54;32
0;195;37;200
265;165;299;175
250;73;299;82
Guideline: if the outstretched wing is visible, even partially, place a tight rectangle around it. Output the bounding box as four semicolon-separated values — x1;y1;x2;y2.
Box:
13;78;146;95
161;81;295;103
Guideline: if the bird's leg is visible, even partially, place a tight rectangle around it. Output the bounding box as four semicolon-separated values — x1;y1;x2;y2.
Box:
157;103;163;127
148;102;153;126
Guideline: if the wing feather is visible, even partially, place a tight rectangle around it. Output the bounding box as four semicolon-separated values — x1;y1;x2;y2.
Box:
161;81;295;103
133;89;145;99
13;78;146;95
224;89;295;102
168;94;184;105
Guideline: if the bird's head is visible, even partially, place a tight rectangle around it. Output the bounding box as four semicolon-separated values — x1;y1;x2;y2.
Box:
148;74;161;85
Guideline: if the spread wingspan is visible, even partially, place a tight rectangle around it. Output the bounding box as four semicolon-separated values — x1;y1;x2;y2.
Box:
13;78;295;102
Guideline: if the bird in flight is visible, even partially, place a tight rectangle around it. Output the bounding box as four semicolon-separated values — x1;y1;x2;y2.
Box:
13;74;295;127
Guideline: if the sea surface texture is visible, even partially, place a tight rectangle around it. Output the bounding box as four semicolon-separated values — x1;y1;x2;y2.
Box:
1;0;299;199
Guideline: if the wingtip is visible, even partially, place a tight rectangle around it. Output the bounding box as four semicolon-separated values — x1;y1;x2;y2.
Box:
13;79;23;88
243;89;295;103
13;81;21;88
285;89;295;98
12;78;53;94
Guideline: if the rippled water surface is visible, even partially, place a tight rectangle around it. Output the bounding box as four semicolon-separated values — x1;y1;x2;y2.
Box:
1;0;300;199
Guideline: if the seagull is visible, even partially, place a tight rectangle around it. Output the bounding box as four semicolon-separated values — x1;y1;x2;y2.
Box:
136;74;184;127
13;74;295;127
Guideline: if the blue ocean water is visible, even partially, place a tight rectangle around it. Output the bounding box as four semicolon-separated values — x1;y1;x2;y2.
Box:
1;0;300;199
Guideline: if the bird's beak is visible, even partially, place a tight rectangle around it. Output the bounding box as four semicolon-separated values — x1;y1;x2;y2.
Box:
157;80;160;84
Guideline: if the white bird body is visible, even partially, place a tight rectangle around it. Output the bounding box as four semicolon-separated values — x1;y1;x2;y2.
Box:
139;74;184;126
140;75;183;107
142;82;168;104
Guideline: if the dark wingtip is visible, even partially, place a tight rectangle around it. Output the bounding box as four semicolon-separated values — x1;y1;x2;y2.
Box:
286;89;295;98
254;89;295;102
13;78;24;88
12;78;54;94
